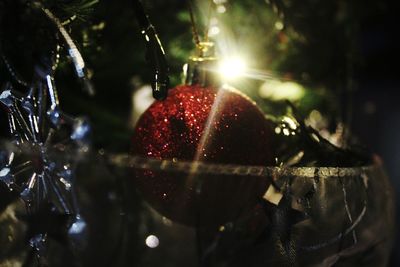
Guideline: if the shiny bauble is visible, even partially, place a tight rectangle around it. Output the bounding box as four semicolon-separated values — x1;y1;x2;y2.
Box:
131;84;275;227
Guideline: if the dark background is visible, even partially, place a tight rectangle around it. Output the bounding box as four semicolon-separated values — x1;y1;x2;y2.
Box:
348;2;399;265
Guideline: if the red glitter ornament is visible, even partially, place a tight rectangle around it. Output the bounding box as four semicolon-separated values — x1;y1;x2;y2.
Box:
132;84;275;226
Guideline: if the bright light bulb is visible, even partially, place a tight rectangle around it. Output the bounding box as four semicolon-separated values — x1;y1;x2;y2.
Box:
219;57;247;80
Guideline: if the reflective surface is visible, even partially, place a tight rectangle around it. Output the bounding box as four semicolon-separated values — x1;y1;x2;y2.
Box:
0;144;395;266
126;158;394;267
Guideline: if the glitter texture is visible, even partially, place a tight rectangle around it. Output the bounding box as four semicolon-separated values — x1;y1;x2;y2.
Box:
132;85;274;226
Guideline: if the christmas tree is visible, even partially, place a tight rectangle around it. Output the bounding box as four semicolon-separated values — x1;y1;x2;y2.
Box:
0;0;397;266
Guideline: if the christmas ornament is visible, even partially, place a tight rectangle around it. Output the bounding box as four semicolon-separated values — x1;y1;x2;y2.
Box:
132;41;275;226
133;0;169;100
0;67;91;266
0;3;93;265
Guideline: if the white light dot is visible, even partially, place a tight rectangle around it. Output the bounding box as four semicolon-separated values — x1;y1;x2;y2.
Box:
219;57;247;80
0;167;10;177
282;117;297;130
209;26;220;36
145;235;159;248
275;21;284;30
282;128;290;136
217;5;226;13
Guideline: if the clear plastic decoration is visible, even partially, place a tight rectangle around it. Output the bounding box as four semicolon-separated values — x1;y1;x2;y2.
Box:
0;68;91;264
0;3;98;265
0;146;144;267
117;155;395;267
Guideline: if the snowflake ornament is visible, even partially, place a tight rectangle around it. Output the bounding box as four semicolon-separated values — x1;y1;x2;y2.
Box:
0;3;95;263
0;60;91;262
